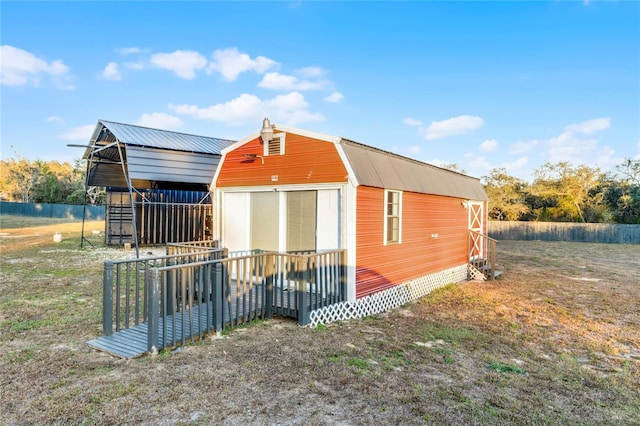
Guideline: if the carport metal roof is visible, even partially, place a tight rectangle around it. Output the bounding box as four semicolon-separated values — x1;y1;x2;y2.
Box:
83;120;236;188
79;120;236;257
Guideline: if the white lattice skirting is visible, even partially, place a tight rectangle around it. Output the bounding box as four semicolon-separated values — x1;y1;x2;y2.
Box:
308;264;468;327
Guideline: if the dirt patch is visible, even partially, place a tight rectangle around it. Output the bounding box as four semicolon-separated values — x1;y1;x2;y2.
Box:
1;218;639;424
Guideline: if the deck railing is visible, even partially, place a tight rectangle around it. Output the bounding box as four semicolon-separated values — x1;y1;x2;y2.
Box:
101;241;347;354
468;230;498;280
144;249;347;353
102;246;226;336
166;240;220;255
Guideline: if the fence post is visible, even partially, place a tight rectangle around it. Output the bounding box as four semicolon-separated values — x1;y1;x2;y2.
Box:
213;261;223;333
264;254;274;319
297;257;310;326
147;268;160;355
103;261;114;336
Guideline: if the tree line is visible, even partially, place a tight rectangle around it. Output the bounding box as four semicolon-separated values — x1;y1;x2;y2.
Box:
1;157;638;224
0;157;104;205
483;159;640;224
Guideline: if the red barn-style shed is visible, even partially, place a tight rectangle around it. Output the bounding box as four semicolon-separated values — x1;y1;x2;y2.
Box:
213;119;490;307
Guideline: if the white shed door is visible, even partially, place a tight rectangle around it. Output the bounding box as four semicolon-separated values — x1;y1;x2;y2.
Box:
316;189;340;251
222;192;249;253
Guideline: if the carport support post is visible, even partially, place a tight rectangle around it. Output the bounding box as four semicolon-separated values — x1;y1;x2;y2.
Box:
103;261;114;336
147;268;160;355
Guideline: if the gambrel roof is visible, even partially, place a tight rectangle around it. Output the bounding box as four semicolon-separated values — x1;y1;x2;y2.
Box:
218;122;488;201
339;139;488;201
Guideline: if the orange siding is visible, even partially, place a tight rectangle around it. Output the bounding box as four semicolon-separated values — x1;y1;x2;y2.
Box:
216;132;348;187
356;187;468;298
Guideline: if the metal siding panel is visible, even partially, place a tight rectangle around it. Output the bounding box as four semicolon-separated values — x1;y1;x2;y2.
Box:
216;133;348;188
126;146;219;184
355;187;468;298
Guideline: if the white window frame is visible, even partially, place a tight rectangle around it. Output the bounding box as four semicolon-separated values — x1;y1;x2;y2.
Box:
263;132;286;157
383;189;402;245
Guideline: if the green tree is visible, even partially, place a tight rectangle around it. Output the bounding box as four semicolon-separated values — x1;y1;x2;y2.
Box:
0;158;43;202
602;158;640;224
482;168;529;221
528;162;603;222
0;157;96;205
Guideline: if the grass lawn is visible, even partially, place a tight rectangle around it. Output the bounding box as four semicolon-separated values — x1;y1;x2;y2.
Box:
1;216;639;424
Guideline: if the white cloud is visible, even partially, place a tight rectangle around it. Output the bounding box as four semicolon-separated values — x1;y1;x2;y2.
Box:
258;72;329;91
479;139;498;152
297;67;325;78
264;92;324;124
324;92;344;103
169;91;323;126
46;116;64;124
403;118;422;127
470;155;491;170
502;157;528;173
1;45;73;89
58;124;95;141
136;112;183;130
117;47;142;55
421;115;484;140
101;62;122;80
207;48;277;81
150;50;207;79
564;117;610;134
636;140;640;160
170;94;262;124
548;131;597;163
124;62;145;70
595;145;624;170
508;140;539;155
408;145;421;155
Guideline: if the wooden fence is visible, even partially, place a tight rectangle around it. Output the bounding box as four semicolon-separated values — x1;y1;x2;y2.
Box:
488;221;640;244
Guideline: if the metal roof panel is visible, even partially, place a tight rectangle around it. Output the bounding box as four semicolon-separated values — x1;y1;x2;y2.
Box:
340;140;488;201
97;120;236;154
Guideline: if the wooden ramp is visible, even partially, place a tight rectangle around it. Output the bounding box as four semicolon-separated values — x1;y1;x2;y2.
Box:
87;302;222;358
87;285;324;359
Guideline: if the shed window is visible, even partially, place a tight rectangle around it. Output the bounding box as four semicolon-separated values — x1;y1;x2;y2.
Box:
264;133;286;156
384;190;402;244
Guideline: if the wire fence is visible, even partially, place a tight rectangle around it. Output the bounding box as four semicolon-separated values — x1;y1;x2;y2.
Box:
0;201;105;220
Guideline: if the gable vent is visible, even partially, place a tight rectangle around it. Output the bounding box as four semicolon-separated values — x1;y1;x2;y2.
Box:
264;133;285;156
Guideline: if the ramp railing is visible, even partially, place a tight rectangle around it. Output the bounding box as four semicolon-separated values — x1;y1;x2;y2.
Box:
102;246;225;336
143;249;347;353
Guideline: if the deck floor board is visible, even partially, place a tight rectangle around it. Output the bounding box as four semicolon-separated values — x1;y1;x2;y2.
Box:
88;281;337;358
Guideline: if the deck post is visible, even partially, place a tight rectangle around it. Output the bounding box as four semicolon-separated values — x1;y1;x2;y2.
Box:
339;250;347;302
147;268;160;355
165;258;176;316
297;257;310;326
264;254;274;319
213;261;223;333
103;261;114;336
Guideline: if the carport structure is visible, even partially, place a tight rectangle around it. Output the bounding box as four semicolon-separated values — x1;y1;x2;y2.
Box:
82;120;236;255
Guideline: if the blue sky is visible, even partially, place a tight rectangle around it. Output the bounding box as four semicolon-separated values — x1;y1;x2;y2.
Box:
1;1;638;182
